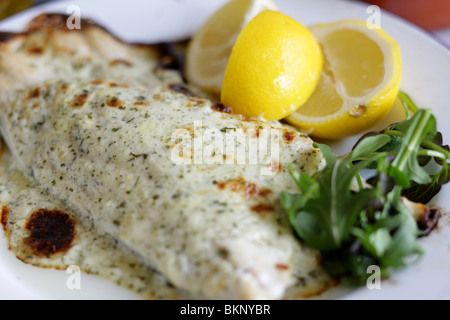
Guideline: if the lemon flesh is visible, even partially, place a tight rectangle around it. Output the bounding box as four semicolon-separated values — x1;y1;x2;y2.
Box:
221;10;323;121
286;20;402;139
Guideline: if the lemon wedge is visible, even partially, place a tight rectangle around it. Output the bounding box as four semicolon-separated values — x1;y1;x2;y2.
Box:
221;10;323;121
185;0;278;95
286;20;402;139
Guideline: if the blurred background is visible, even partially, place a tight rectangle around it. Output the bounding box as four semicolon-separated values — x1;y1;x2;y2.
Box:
0;0;449;47
363;0;450;47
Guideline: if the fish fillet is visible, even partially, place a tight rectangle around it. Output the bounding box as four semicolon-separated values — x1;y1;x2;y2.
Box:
0;14;333;299
0;147;185;299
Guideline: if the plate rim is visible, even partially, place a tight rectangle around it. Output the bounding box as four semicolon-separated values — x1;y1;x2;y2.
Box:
0;0;449;300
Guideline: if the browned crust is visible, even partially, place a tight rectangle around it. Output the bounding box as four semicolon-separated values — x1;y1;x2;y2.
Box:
1;205;9;233
23;208;77;257
0;32;18;43
0;13;102;44
24;13;99;33
0;13;189;75
0;12;187;48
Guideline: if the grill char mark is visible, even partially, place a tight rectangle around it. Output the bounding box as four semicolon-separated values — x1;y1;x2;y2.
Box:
23;209;76;257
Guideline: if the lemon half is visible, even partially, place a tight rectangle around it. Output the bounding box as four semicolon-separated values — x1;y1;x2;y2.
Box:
221;10;323;121
185;0;278;95
286;20;402;139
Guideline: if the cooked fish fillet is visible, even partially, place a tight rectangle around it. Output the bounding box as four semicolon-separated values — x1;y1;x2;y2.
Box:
0;14;334;299
0;147;185;299
0;13;182;91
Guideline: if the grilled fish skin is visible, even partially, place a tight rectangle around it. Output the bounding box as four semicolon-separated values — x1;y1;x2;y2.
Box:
0;14;333;299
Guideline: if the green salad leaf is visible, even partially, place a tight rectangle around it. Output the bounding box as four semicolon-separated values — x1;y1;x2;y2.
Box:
281;92;449;285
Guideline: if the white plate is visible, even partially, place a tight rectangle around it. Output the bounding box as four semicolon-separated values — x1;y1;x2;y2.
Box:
0;0;449;300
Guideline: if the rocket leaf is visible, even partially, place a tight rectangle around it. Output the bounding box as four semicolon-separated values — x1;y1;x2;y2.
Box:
281;92;449;285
